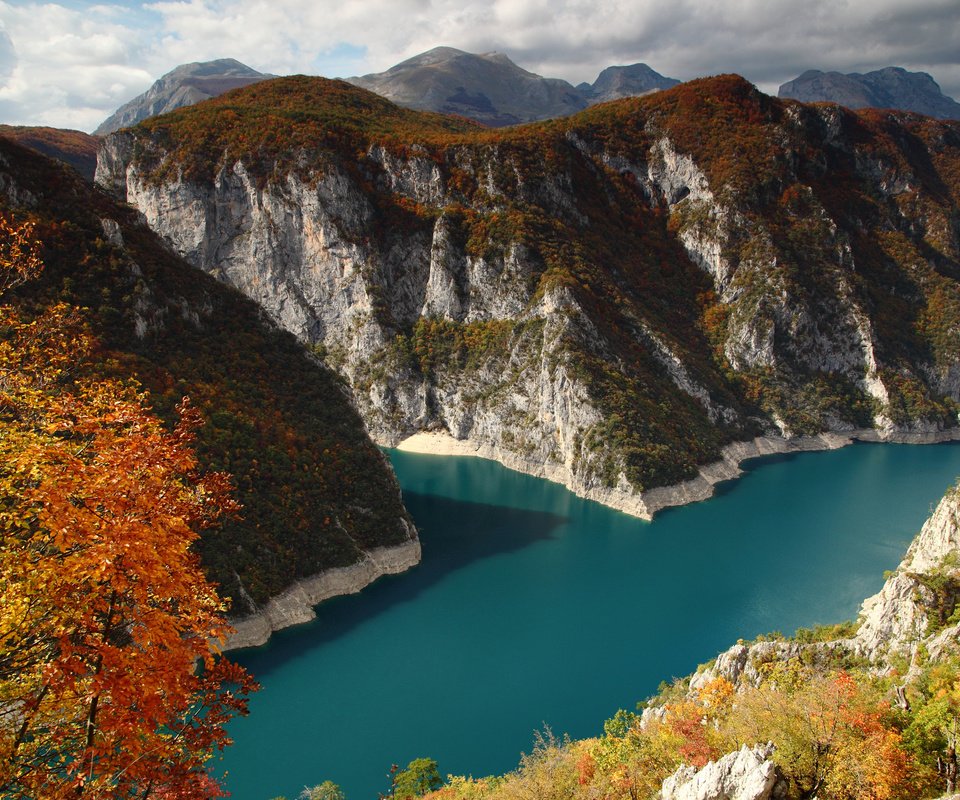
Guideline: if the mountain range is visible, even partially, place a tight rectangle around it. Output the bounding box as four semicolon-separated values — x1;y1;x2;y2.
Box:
89;50;679;134
778;66;960;120
4;51;960;621
84;53;960;140
347;46;679;126
5;43;960;800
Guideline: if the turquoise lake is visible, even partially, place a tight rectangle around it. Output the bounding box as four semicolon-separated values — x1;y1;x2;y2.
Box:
220;441;960;800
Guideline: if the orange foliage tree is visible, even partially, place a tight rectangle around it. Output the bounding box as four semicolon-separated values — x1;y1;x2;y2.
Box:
0;213;255;798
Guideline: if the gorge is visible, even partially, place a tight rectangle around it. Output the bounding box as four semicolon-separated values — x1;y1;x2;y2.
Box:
95;74;960;532
7;67;960;798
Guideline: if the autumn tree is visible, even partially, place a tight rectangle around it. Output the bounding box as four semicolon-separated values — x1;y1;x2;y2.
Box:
0;212;255;798
391;758;443;800
727;666;915;800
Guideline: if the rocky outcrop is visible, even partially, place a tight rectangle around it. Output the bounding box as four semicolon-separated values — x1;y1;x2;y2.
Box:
581;63;679;103
660;744;781;800
349;47;588;127
95;75;960;520
680;482;960;709
639;483;960;800
225;537;421;650
854;486;960;662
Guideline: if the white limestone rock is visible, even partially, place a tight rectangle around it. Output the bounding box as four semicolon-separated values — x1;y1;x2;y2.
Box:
94;121;960;522
660;744;779;800
854;487;960;661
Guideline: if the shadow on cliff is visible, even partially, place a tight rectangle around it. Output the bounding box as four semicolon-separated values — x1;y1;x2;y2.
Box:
234;492;567;676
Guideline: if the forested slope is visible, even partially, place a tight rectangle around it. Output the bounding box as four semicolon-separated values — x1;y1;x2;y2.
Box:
0;137;416;613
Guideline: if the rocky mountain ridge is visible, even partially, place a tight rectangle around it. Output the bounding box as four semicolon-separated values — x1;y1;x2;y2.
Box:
94;50;679;136
779;66;960;120
96;74;960;519
94;58;272;136
93;55;960;140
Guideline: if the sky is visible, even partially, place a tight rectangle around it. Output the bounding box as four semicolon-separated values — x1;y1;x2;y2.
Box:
0;0;958;133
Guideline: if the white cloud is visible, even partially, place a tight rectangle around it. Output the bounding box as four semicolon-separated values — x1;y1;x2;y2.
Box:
0;29;15;79
0;2;154;129
0;0;957;132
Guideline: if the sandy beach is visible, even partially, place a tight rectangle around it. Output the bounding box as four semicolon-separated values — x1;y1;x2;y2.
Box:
395;431;485;457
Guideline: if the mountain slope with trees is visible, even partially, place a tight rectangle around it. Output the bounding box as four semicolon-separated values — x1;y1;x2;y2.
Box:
0;124;99;179
0;212;256;799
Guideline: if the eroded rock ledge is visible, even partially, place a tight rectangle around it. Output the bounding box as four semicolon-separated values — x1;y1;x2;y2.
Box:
225;424;959;650
224;537;421;651
397;427;960;521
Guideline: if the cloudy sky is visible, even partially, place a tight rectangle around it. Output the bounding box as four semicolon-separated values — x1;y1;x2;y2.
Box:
1;0;958;132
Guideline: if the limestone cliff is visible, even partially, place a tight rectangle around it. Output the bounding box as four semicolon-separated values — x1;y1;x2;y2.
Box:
854;484;960;664
96;75;960;518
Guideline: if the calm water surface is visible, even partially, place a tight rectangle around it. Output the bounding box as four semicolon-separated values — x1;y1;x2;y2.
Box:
220;442;960;800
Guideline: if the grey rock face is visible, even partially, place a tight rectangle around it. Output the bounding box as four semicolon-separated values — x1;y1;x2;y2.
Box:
94;59;272;135
779;67;960;120
96;133;617;504
854;486;960;662
95;81;960;519
660;744;779;800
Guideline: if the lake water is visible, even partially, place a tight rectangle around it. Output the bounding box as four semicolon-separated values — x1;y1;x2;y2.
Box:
219;441;960;800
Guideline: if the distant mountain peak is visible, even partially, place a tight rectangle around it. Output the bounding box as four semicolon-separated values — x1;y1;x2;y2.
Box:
778;66;960;119
94;58;273;136
349;46;677;127
349;47;585;126
586;63;680;103
166;57;261;77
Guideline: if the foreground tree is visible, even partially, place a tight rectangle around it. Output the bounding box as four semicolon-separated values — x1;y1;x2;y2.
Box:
0;213;255;798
